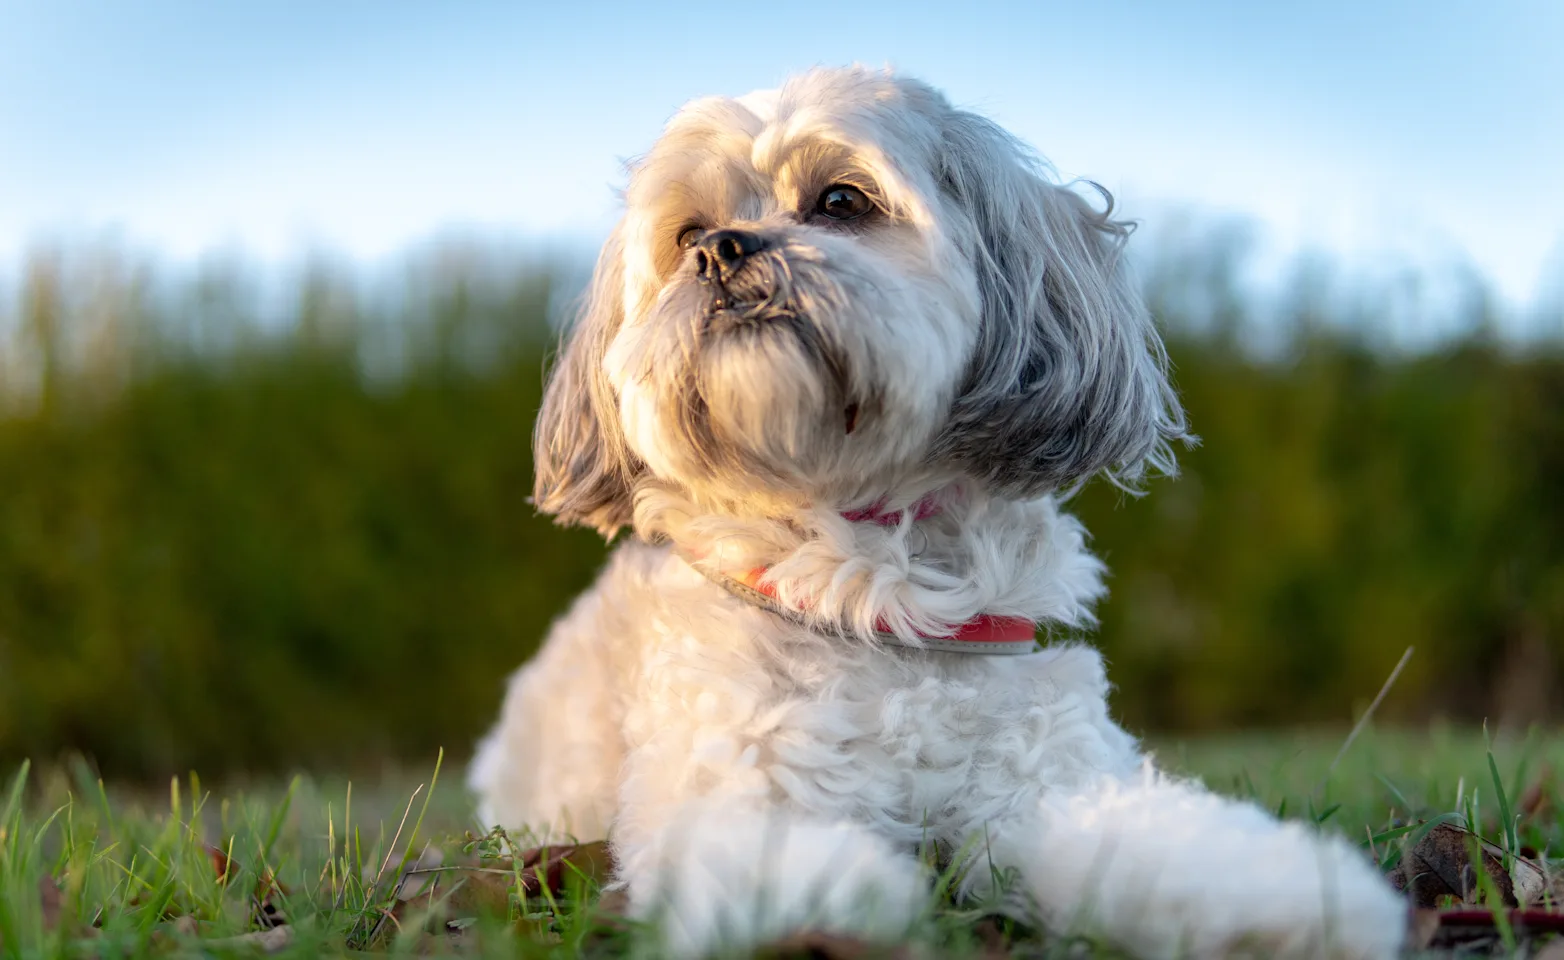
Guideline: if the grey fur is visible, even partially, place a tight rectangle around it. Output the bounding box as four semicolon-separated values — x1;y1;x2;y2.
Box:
929;107;1191;496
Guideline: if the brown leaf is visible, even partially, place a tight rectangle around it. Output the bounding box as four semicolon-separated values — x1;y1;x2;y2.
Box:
1410;908;1564;951
377;840;626;951
506;840;617;896
376;840;612;903
1386;821;1545;908
208;843;290;929
211;845;235;884
398;868;515;921
392;848;447;902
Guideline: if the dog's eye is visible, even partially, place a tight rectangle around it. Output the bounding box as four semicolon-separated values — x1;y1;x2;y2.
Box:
677;225;706;250
816;185;873;221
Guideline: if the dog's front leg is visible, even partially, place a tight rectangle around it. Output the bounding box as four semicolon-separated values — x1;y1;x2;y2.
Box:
611;795;930;956
987;770;1407;959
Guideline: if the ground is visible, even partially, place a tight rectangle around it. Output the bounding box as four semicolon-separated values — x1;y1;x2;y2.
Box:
2;727;1560;958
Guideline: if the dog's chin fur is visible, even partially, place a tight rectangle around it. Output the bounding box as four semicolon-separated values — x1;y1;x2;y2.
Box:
470;67;1407;958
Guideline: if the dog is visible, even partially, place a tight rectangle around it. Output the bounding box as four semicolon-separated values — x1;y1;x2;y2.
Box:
469;66;1407;958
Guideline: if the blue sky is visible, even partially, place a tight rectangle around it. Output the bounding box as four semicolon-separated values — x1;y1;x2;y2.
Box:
2;0;1561;313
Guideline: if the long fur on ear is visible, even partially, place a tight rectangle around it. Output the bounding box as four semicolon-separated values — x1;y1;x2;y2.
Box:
533;227;640;536
931;110;1190;497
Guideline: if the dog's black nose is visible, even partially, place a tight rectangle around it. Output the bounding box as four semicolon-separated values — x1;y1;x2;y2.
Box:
693;229;765;286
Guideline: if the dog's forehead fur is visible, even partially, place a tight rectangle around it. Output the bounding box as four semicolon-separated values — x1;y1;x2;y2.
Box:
627;71;948;245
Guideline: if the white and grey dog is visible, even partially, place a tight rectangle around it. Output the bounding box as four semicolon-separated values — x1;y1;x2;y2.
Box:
470;67;1407;958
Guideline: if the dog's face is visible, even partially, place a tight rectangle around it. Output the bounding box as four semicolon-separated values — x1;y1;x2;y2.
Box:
536;67;1188;534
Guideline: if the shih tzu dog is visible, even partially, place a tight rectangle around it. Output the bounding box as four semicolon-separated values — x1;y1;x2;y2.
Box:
469;67;1406;958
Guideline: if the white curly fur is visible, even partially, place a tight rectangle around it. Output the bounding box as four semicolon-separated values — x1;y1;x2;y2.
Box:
469;66;1408;958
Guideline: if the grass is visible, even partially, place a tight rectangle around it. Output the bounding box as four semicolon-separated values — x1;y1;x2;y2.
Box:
2;726;1560;958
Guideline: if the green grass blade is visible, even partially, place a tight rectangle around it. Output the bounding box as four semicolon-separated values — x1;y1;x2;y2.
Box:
1483;726;1517;869
1373;773;1411;812
260;775;302;865
2;760;30;830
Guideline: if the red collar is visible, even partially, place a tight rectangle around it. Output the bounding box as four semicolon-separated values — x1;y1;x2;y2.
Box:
839;494;945;526
676;497;1040;655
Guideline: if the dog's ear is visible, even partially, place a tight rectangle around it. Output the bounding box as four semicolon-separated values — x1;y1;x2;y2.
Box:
533;225;640;536
931;109;1190;497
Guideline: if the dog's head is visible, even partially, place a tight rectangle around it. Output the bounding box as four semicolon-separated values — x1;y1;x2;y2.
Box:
535;66;1189;535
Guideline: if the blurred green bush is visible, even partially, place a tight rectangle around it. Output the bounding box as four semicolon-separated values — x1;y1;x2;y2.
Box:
0;243;1559;777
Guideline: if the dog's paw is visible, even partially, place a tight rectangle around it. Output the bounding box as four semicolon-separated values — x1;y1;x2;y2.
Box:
1017;773;1406;959
619;807;928;957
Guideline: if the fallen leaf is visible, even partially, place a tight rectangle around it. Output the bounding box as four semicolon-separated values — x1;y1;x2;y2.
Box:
210;846;235;883
209;843;290;929
374;840;625;950
1386;821;1546;907
502;840;617;896
401;868;515;922
1409;908;1564;951
391;847;447;901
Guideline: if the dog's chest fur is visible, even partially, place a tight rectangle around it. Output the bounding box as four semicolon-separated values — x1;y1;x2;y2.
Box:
607;545;1141;849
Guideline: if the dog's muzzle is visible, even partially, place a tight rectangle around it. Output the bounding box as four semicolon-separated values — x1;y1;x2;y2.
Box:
694;229;776;313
